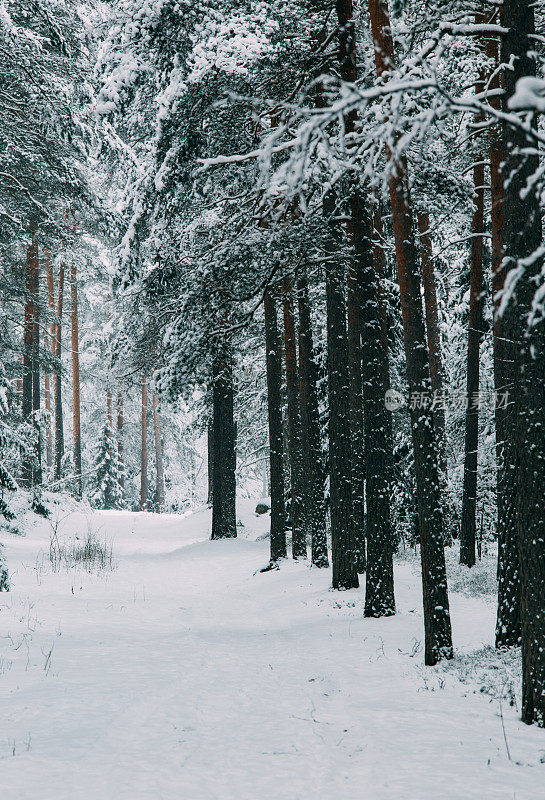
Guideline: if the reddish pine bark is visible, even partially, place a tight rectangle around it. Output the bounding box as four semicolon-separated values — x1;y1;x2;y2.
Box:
44;247;54;470
53;263;65;483
117;392;124;491
367;0;452;663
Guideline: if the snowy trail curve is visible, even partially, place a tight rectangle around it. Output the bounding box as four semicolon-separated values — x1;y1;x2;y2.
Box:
1;502;544;799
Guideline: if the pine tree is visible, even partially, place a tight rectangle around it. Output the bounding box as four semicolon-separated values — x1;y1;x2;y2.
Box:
71;261;82;499
296;270;328;568
140;376;148;511
89;418;124;511
0;364;17;526
152;392;165;511
211;348;237;540
460;33;486;568
367;0;452;663
501;0;545;727
54;262;65;484
353;196;396;617
264;286;287;563
324;192;359;591
282;276;307;559
417;213;447;480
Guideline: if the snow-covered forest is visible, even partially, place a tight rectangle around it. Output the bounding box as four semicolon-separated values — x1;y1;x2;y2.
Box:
2;0;545;797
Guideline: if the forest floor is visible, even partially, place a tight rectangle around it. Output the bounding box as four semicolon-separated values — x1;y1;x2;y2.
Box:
1;499;544;800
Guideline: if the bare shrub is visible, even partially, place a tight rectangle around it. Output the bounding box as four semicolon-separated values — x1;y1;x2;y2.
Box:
44;518;115;575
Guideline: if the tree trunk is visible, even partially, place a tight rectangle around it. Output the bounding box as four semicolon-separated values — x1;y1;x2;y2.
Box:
30;240;41;485
335;0;366;572
489;19;519;648
501;0;545;726
207;414;213;505
152;392;165;511
297;270;328;567
117;392;124;492
54;263;65;483
107;389;113;429
347;244;366;573
70;262;82;499
460;67;486;567
417;213;447;479
211;351;237;539
367;0;452;664
283;275;307;559
324;192;359;591
352;194;396;616
44;247;54;470
140;375;148;511
22;233;37;486
336;0;397;596
264;286;287;562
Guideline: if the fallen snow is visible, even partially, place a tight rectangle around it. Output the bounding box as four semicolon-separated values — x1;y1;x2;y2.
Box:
1;500;544;799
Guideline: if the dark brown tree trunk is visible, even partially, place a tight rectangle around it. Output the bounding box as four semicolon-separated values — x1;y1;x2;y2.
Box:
283;276;307;559
489;20;519;648
501;0;545;726
16;353;23;397
371;202;393;401
211;351;237;539
417;213;447;479
336;0;393;581
324;192;359;590
367;0;452;663
22;259;33;435
207;414;213;505
297;270;328;567
54;263;65;483
31;245;41;485
70;262;82;499
264;286;287;562
117;392;124;492
107;388;113;429
335;1;366;571
44;247;54;470
460;72;486;567
140;375;148;510
351;195;396;616
22;233;39;486
346;245;366;573
152;392;165;511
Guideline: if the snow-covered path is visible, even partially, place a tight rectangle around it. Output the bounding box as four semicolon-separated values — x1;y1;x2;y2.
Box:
1;502;544;799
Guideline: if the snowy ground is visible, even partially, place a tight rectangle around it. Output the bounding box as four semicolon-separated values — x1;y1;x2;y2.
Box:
1;500;544;800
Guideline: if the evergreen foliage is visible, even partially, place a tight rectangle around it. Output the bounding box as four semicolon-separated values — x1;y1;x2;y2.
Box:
89;420;124;511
